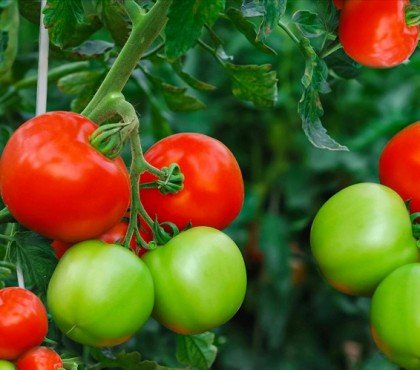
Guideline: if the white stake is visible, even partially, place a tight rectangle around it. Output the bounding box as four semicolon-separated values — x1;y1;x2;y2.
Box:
36;0;49;116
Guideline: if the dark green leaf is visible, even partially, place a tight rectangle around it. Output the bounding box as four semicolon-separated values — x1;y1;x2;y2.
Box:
292;10;325;38
298;38;347;150
225;63;277;108
226;8;276;55
326;48;361;80
44;0;102;48
97;0;131;47
0;0;18;81
166;0;225;60
161;83;206;112
176;332;217;370
10;231;57;296
57;70;105;112
17;0;40;24
171;60;216;91
257;0;287;40
65;40;114;61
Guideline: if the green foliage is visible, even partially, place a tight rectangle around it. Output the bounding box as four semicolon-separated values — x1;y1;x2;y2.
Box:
176;333;217;370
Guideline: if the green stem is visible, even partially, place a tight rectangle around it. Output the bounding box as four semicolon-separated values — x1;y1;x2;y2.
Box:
320;42;343;59
278;21;300;46
82;0;172;118
197;39;226;67
406;4;420;27
0;208;14;224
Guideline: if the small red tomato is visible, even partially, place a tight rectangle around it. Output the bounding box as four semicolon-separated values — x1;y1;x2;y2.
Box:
0;112;130;243
339;0;419;68
140;133;244;231
379;122;420;213
17;347;62;370
0;288;48;360
52;221;149;258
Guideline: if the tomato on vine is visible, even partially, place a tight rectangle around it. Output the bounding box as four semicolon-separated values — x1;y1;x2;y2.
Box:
0;112;130;243
143;226;247;334
371;263;420;369
140;133;244;231
339;0;419;68
0;287;48;360
379;122;420;213
16;347;62;370
310;183;418;296
47;240;154;347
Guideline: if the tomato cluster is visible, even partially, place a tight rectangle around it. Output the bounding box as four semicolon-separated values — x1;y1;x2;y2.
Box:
335;0;419;68
311;122;420;368
0;112;246;353
0;287;62;369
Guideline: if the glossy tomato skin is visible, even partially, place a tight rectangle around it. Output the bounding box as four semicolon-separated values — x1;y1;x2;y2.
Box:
0;112;130;243
379;122;420;213
143;227;247;334
339;0;419;68
47;240;154;347
371;264;420;369
140;133;244;230
0;288;48;360
17;347;62;370
0;360;15;370
310;183;418;296
51;221;148;258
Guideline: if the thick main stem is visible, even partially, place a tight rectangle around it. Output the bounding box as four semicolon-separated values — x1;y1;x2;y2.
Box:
82;0;172;117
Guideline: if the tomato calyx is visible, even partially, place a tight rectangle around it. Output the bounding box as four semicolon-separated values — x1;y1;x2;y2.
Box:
405;4;420;27
410;212;420;240
140;163;185;195
90;122;133;159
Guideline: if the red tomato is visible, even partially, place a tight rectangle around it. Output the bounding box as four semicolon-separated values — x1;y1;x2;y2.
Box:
333;0;345;10
339;0;419;68
51;221;149;258
0;112;130;243
379;122;420;213
0;288;48;360
140;133;244;230
17;347;62;370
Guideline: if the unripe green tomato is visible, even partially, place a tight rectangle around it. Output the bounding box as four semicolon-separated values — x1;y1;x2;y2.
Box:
143;227;247;334
0;360;15;370
371;263;420;369
47;240;154;347
310;183;418;296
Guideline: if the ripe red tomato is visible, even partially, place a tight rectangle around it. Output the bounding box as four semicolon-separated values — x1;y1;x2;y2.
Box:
339;0;419;68
0;112;130;243
51;221;149;258
0;288;48;360
140;133;244;230
17;347;62;370
333;0;344;10
379;122;420;213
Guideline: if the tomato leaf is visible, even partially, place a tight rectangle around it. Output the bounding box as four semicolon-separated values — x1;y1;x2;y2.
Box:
176;332;218;370
292;10;325;38
225;63;278;108
226;8;276;55
97;0;131;47
9;231;57;297
257;0;287;39
325;49;361;80
44;0;102;48
165;0;225;60
171;60;217;92
0;0;18;82
299;38;347;150
63;40;114;61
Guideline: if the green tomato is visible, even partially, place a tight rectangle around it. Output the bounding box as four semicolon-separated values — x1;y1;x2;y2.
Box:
47;240;154;347
371;263;420;369
0;360;15;370
310;183;418;296
143;226;247;334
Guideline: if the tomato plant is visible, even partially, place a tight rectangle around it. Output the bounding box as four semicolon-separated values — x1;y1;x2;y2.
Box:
0;112;130;243
16;347;62;370
140;133;244;231
47;240;154;347
339;0;419;67
0;361;15;370
0;287;48;360
51;221;148;258
143;227;247;334
310;183;418;296
379;122;420;213
371;263;420;369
